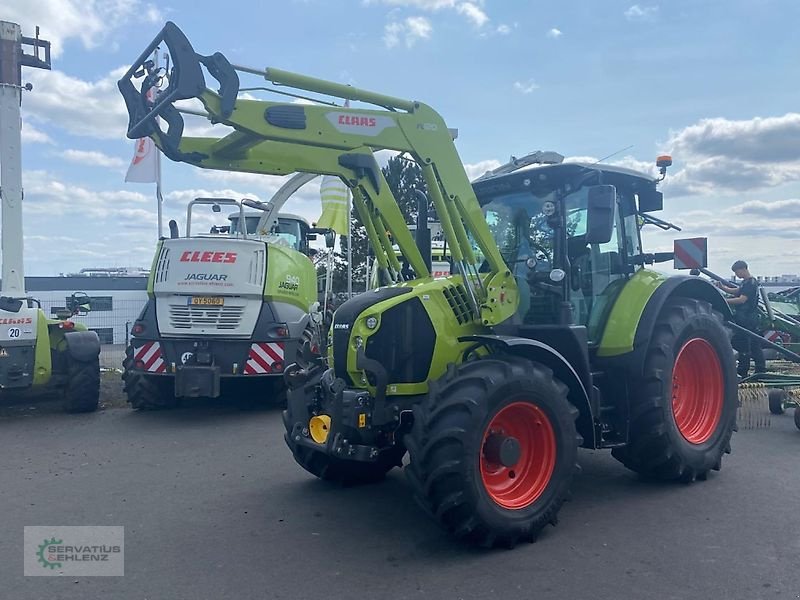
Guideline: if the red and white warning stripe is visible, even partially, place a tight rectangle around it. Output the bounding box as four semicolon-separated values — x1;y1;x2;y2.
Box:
134;341;166;373
244;342;284;374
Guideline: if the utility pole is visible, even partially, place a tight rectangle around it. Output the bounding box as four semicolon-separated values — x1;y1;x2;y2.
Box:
0;21;51;296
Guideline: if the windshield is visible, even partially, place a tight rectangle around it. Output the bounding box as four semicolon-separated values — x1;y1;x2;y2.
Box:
481;186;615;266
228;215;261;235
269;218;302;251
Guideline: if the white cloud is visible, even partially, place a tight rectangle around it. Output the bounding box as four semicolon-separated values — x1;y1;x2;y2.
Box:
624;4;659;21
464;159;502;181
368;0;491;29
513;79;539;94
23;67;128;140
547;28;563;39
22;122;54;145
496;24;512;35
661;113;800;195
666;113;800;164
384;17;432;48
456;2;489;27
4;0;162;57
367;0;457;8
62;149;126;169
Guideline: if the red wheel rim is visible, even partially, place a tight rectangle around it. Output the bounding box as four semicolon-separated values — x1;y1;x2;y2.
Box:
480;401;557;510
672;338;724;444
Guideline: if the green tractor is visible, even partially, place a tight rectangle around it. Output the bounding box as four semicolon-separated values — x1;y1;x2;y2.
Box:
120;23;738;547
0;21;100;413
0;293;100;413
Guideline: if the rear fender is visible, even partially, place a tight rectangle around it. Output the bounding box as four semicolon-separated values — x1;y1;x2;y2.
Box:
461;334;596;449
63;331;101;363
601;275;731;376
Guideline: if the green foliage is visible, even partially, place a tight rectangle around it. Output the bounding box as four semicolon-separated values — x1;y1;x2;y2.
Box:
317;155;428;295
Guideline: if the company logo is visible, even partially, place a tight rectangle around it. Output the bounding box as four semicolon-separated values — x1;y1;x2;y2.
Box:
25;526;124;577
179;251;237;264
278;274;300;292
184;273;228;282
36;538;121;569
338;115;377;127
181;352;194;364
326;112;396;136
0;317;33;325
333;323;350;330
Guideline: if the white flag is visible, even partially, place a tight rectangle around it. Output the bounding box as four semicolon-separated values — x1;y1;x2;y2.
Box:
125;136;158;183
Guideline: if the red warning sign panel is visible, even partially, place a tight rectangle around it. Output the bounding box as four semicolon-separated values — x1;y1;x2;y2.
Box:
673;237;708;270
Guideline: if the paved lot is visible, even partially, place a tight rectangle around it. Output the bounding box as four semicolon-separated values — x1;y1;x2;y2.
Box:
1;398;799;600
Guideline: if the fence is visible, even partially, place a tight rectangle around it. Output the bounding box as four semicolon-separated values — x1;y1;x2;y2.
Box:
38;297;147;370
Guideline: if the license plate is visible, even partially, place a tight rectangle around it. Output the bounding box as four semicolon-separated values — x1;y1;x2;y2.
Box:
188;296;224;306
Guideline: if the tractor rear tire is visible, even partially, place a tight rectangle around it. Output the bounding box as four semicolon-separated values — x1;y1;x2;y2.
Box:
405;357;580;547
122;346;178;410
612;298;737;481
282;417;406;485
768;389;786;415
63;356;100;413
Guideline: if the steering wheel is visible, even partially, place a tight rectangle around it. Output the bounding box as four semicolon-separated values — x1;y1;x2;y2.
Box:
527;237;553;267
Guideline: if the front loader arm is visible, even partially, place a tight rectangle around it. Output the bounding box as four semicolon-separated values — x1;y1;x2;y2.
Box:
118;21;517;325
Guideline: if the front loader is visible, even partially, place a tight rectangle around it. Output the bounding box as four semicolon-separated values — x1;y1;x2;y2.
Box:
120;22;738;547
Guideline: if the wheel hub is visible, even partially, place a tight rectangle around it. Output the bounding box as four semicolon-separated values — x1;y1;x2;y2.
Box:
483;433;521;467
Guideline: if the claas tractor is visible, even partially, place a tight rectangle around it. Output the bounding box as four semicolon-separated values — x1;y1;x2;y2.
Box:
120;22;738;546
0;22;100;414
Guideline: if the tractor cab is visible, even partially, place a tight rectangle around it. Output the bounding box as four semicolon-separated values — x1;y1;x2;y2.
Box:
227;211;312;256
473;161;665;342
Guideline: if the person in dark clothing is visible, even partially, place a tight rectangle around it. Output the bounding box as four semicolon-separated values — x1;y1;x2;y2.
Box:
716;260;766;377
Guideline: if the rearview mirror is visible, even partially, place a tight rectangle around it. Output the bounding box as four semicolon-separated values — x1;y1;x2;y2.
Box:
638;189;663;213
586;185;616;244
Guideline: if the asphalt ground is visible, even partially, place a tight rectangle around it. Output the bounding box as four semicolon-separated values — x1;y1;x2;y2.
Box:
1;392;799;600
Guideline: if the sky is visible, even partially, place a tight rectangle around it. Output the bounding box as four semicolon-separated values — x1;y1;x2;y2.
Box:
4;0;800;277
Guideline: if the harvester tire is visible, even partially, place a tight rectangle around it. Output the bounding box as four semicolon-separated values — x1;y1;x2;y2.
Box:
122;346;178;410
768;389;786;415
283;423;406;485
612;298;737;482
405;356;580;548
63;356;100;413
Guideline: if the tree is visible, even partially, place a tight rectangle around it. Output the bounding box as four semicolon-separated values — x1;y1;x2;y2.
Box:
317;154;429;296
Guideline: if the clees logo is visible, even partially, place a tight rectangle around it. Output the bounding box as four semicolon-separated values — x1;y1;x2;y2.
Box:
333;323;349;330
180;251;237;264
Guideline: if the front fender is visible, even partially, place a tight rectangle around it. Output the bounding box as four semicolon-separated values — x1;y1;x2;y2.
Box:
461;334;596;449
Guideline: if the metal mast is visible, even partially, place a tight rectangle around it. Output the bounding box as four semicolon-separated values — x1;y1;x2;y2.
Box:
0;21;51;295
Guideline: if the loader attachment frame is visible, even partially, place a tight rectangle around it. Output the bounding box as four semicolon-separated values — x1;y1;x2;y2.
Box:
117;21;519;326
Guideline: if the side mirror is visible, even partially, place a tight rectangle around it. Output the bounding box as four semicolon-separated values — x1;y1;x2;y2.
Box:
324;231;336;249
586;185;616;244
638;189;663;213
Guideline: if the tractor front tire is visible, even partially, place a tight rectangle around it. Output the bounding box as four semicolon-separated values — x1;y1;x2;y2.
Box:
63;356;100;413
405;357;580;547
283;418;406;485
612;298;737;481
122;346;178;410
768;389;786;415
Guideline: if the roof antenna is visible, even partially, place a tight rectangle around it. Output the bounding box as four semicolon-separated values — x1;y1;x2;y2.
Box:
590;144;634;166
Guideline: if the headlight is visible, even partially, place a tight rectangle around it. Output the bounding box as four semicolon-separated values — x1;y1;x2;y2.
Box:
365;316;378;330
